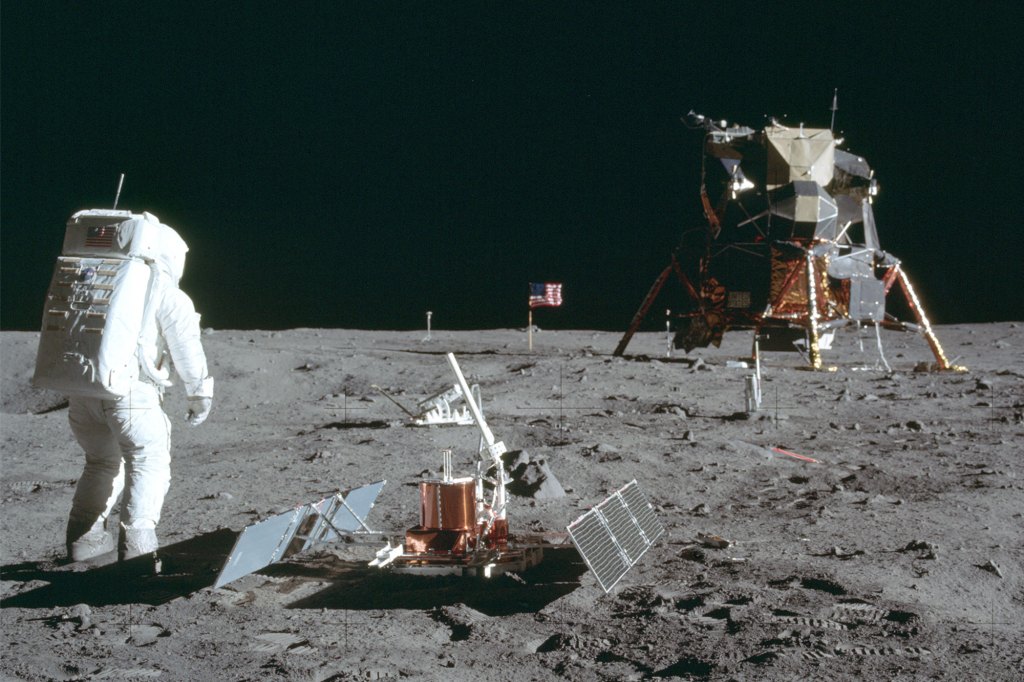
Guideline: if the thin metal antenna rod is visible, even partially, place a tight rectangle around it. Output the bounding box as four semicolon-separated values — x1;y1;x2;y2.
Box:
446;353;494;447
371;384;416;418
113;173;125;209
829;88;838;131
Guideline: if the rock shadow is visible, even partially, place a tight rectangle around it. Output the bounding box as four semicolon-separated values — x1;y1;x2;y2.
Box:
378;348;502;356
318;419;391;430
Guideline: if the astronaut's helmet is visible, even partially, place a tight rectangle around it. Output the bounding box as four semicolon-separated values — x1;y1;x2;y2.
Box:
155;224;189;284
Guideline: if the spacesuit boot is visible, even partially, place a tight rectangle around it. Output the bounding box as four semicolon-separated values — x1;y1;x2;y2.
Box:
120;525;158;559
66;516;114;562
119;524;161;575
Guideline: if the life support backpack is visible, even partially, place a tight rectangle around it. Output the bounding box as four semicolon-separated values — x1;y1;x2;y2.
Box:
33;209;167;399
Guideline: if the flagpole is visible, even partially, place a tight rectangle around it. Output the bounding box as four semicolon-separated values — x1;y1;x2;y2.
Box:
528;309;533;351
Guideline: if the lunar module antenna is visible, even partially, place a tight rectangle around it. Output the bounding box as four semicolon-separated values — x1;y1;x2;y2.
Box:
112;173;125;210
829;88;839;131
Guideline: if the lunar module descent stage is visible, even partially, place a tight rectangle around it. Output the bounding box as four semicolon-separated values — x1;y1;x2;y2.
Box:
215;354;664;593
614;110;966;372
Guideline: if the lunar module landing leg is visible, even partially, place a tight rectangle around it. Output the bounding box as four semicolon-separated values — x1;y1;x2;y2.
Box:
884;265;963;371
614;254;701;357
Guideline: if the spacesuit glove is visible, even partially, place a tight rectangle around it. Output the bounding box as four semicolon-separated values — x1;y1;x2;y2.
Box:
186;396;213;426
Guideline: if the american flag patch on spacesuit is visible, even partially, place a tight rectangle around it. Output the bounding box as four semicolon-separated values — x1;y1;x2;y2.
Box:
85;226;115;248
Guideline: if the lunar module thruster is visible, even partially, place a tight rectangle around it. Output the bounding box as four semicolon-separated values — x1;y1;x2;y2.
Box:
615;109;965;372
215;354;664;593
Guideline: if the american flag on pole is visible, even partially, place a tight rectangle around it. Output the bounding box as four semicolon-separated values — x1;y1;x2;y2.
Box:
529;282;563;308
85;225;116;249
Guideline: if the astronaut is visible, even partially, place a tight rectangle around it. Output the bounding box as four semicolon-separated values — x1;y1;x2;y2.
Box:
65;224;214;564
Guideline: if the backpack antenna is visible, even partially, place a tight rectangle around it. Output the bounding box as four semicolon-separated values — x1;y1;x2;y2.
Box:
113;173;125;209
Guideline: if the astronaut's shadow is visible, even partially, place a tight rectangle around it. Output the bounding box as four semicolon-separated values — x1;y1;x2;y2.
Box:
0;528;238;608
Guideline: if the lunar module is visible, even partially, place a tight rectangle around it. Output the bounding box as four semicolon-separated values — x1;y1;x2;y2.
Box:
615;109;965;372
215;354;664;593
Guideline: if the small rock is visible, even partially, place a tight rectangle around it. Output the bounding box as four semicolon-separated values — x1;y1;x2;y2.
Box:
690;503;710;516
306;449;335;462
902;540;938;552
507;450;566;500
536;632;581;653
978;560;1003;578
68;603;91;618
678;546;707;563
129;624;164;646
67;604;92;630
696;533;731;549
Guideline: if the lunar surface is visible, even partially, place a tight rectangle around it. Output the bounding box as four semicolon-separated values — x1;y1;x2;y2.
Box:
2;324;1022;680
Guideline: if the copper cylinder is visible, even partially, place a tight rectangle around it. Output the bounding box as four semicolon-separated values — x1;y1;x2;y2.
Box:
419;479;476;530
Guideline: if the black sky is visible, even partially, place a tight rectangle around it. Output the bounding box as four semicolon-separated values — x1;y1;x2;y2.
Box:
3;2;1022;331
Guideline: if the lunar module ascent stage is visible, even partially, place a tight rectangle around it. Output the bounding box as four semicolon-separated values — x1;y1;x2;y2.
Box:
215;353;664;593
615;110;965;372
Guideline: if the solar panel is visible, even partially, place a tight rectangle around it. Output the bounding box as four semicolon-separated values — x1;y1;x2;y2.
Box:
567;507;630;592
598;494;648;563
214;480;385;589
567;480;664;593
619;481;664;545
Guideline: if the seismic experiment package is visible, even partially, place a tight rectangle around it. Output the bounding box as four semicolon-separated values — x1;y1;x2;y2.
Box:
216;354;664;593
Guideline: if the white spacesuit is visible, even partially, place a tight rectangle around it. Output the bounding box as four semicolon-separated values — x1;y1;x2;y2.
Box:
54;218;214;563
